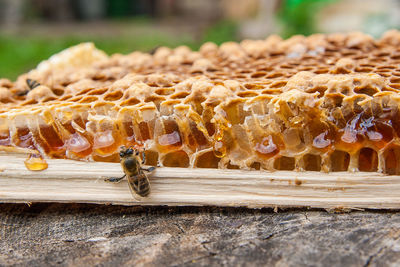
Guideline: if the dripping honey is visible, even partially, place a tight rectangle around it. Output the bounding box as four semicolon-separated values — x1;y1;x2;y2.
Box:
24;154;48;171
2;105;400;173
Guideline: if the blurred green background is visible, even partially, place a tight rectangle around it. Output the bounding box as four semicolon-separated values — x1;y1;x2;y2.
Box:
1;0;399;80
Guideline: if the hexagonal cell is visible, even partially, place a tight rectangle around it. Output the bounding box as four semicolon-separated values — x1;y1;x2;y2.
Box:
250;72;267;78
227;161;239;169
155;88;175;96
144;150;159;166
195;151;220;168
384;145;400;175
250;162;261;170
120;98;140;106
104;91;123;101
354;87;379;96
303;154;321;171
358;148;378;172
330;150;350;171
51;88;65;96
274;156;295;171
92;153;120;163
88;88;108;95
162;151;189;167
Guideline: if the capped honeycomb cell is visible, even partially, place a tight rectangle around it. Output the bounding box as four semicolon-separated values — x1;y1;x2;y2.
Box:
3;31;400;174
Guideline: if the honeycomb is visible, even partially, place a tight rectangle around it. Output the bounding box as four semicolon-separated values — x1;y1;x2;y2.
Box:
3;31;400;174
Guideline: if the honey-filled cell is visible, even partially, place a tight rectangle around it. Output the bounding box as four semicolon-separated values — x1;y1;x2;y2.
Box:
162;151;189;167
274;156;295;171
13;127;35;149
155;117;183;153
195;151;220;168
144;150;159;166
302;154;321;172
227;161;240;169
330;150;350;172
384;146;400;175
92;153;120;163
358;148;378;172
0;131;11;146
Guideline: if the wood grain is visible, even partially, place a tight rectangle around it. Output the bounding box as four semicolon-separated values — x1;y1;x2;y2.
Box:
1;153;400;209
1;204;400;266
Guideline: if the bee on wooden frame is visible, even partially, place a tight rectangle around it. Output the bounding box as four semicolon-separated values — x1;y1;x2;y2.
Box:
105;146;155;198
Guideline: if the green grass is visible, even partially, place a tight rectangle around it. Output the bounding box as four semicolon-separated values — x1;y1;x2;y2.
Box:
0;35;195;80
0;19;239;80
277;0;336;38
202;20;238;45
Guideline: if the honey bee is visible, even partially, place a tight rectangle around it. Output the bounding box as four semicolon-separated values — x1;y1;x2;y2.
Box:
26;78;41;90
17;79;41;96
105;146;155;198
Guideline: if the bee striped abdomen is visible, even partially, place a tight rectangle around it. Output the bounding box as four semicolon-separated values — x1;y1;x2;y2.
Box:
128;173;150;197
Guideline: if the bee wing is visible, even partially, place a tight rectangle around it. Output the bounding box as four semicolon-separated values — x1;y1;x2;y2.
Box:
26;79;40;90
127;172;151;197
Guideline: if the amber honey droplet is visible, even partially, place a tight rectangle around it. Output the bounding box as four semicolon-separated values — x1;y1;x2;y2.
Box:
213;127;227;158
24;154;48;171
213;141;226;158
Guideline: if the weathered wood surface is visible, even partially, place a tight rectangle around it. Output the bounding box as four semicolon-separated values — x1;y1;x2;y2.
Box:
2;153;400;209
1;204;400;266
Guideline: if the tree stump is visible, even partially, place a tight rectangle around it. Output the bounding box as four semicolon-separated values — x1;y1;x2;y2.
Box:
1;204;400;266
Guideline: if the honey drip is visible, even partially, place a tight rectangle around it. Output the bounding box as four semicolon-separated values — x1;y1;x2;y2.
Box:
24;154;48;171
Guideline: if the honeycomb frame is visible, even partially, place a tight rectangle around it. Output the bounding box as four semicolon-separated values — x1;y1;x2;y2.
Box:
2;32;400;174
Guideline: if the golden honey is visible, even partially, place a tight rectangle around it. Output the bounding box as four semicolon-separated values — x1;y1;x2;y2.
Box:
24;154;48;171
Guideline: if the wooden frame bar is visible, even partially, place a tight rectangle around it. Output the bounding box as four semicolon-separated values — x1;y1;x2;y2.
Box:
1;153;400;209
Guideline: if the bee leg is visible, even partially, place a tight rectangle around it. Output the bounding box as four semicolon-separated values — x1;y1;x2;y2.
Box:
141;166;155;172
104;174;126;183
141;150;146;164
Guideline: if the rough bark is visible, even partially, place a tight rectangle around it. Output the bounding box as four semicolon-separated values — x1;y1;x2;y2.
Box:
1;204;400;266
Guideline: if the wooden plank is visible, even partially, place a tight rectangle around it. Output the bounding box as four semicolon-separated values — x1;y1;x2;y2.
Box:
1;153;400;209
